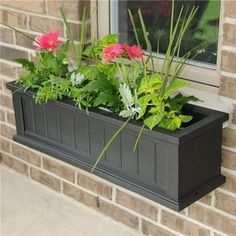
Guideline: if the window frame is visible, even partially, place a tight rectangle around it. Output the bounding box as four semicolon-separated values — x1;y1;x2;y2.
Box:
94;0;224;94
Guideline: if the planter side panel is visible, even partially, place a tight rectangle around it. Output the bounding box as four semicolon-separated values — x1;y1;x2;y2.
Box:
179;125;223;198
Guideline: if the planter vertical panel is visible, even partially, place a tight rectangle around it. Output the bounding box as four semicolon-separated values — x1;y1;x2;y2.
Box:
74;114;90;154
121;130;138;173
155;143;168;187
46;102;61;143
138;139;156;182
105;124;122;167
21;97;34;133
89;120;104;160
33;103;47;137
59;108;75;148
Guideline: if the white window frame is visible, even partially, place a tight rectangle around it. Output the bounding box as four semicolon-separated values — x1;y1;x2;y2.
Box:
94;0;224;94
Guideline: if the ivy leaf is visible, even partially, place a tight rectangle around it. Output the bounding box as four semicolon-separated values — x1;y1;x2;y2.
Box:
167;93;199;111
15;58;35;72
144;113;164;130
119;83;133;109
179;115;192;123
137;94;155;119
163;79;189;99
138;75;162;95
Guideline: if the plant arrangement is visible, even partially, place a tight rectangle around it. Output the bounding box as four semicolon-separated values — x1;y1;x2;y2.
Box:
3;1;206;171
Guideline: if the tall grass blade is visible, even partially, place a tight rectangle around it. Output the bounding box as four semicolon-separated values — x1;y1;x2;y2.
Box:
60;8;78;60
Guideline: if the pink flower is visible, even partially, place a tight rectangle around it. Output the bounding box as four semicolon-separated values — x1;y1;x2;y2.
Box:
124;45;144;60
33;31;63;51
102;44;124;61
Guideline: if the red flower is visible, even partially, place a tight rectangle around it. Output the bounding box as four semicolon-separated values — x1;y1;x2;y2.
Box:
124;45;144;60
33;31;63;51
102;44;124;61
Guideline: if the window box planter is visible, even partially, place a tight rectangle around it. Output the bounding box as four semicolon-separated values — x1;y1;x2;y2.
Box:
7;81;228;211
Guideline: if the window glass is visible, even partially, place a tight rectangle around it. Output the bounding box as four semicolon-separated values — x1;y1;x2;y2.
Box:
116;0;221;65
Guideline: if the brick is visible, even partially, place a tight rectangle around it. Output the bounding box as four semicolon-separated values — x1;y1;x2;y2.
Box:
98;199;139;230
12;142;41;167
0;61;16;78
224;1;236;19
221;51;236;74
223;23;236;47
215;191;236;216
0;94;13;109
0;9;27;29
47;0;90;21
1;1;46;14
142;219;173;236
189;204;236;236
2;153;28;176
63;182;98;208
219;76;236;99
6;110;15;126
222;149;236;171
0;45;28;62
222;128;236;148
198;193;212;205
115;189;158;220
233;104;236;124
15;31;35;50
0;27;14;43
221;171;236;194
0;109;6;122
29;16;64;36
43;157;75;182
77;172;112;199
0;137;11;153
0;123;16;139
30;167;61;191
161;211;209;236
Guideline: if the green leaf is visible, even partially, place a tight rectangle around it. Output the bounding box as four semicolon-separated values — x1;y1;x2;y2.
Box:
78;66;98;80
56;41;69;59
96;34;119;47
144;114;164;130
137;94;153;119
179;115;192;123
138;75;162;95
163;79;189;99
167;93;199;111
15;58;35;72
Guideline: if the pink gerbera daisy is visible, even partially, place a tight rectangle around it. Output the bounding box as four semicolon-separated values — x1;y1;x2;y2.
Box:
102;44;124;61
33;31;63;51
124;45;144;60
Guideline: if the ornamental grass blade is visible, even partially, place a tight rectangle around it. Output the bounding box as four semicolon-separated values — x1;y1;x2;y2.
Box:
137;9;155;71
77;7;87;68
60;7;78;60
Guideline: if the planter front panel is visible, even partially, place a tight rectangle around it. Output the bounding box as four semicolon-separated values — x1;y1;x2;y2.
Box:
7;82;228;211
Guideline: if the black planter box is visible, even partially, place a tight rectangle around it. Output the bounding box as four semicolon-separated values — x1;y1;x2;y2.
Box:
7;81;229;211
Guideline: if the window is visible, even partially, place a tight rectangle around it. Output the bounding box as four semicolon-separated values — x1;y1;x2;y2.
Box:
97;0;223;93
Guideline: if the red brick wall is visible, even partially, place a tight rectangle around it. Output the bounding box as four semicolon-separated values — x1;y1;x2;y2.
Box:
1;1;236;235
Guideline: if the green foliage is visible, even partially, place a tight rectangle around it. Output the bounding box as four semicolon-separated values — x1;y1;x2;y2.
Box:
83;34;119;58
